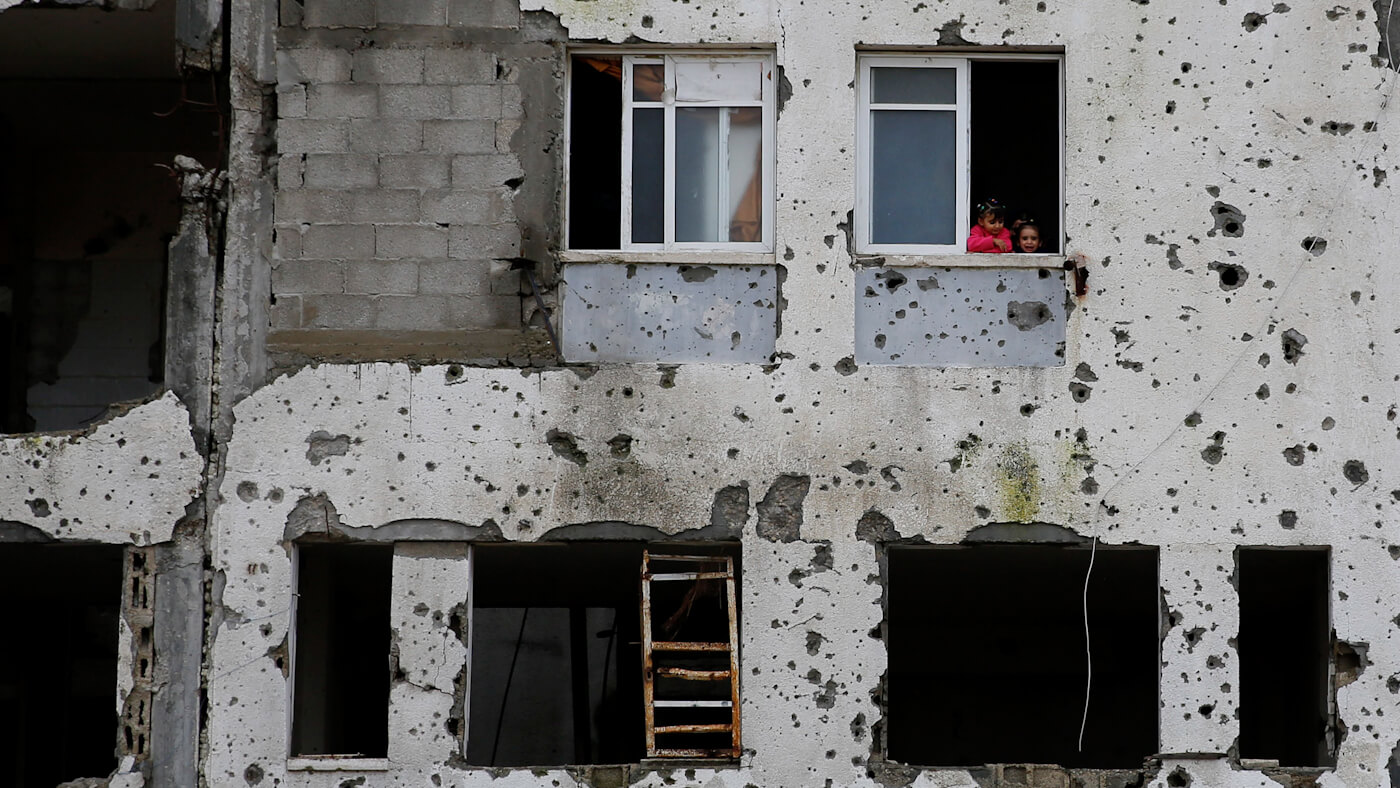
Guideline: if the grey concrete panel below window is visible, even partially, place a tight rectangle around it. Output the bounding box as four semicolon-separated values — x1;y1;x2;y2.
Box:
855;266;1066;366
561;263;778;363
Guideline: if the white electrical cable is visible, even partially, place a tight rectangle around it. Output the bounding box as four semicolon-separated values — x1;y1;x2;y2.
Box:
1078;535;1097;752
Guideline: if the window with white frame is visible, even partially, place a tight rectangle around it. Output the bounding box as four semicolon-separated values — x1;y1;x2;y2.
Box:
856;54;1063;256
566;52;775;252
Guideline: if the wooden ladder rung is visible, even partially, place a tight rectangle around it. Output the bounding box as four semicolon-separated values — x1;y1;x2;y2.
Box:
646;554;732;562
646;571;732;581
652;641;730;652
652;699;732;708
654;723;733;734
649;748;735;758
655;667;730;680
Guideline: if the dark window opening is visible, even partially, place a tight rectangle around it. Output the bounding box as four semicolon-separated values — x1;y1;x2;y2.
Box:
1238;548;1332;767
969;60;1061;254
291;543;393;758
567;56;623;250
467;541;739;766
0;0;221;433
0;543;124;788
887;544;1158;768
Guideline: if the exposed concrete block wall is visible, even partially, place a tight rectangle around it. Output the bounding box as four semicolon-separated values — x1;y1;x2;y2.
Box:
269;0;562;364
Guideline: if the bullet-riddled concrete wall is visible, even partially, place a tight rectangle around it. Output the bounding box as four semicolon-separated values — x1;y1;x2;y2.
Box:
207;1;1400;787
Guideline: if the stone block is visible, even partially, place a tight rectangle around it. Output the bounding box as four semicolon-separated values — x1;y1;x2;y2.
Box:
379;154;451;189
448;84;502;119
348;190;420;223
423;48;495;84
500;83;523;119
375;294;451;330
301;224;376;259
302;293;378;329
422;120;497;154
419;260;486;295
376;0;446;26
379;84;453;119
278;84;307;118
349;119;423;154
278;119;351;154
303;154;379;190
448;293;520;329
345;260;420;294
351;49;425;84
447;222;520;259
269;293;303;330
276;153;305;190
421;189;506;225
450;154;522;189
276;189;353;224
447;0;519;28
280;48;353;84
273;224;302;260
271;260;346;294
376;225;449;259
302;0;375;28
493;117;520;153
306;83;379;118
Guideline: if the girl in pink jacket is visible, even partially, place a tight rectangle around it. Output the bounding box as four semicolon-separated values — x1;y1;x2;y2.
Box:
967;199;1012;253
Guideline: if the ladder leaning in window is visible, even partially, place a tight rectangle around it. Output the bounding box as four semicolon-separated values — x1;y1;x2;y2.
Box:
640;550;741;759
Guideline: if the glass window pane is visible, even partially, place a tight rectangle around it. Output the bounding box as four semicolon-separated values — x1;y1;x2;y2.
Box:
675;107;723;243
675;60;763;102
727;107;763;243
631;108;664;244
632;63;664;101
870;109;956;245
871;67;956;105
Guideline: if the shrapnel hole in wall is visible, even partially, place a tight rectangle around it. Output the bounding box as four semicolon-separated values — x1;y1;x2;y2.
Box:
0;543;124;787
290;543;393;758
0;0;220;433
466;541;740;766
120;546;156;764
1237;547;1332;768
885;544;1158;769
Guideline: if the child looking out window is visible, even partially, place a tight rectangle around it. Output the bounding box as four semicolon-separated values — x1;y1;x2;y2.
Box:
967;199;1011;253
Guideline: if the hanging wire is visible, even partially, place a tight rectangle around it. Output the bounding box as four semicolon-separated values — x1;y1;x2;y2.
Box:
1078;536;1098;752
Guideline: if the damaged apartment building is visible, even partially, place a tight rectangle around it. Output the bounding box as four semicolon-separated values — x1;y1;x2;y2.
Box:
1;0;1399;785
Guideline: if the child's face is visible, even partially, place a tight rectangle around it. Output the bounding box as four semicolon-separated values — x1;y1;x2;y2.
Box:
1017;227;1041;253
977;213;1004;233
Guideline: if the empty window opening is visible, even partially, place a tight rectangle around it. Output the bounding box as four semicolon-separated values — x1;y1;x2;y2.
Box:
1238;548;1332;767
290;543;393;758
566;53;775;252
0;543;124;788
0;0;221;433
886;544;1158;768
857;54;1062;255
466;542;739;766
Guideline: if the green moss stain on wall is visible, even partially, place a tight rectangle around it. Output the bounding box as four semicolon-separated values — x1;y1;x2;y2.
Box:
997;441;1040;523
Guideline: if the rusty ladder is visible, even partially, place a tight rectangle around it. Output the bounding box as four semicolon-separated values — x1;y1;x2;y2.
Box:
640;550;741;759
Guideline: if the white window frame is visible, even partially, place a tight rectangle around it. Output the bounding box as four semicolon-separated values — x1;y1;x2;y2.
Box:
564;51;776;255
855;52;1065;260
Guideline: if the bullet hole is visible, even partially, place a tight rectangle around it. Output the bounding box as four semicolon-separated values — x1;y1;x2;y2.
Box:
503;177;523;190
1256;384;1270;400
835;356;857;376
806;631;825;656
845;460;870;474
880;270;908;293
1301;236;1328;255
1343;459;1370;486
25;498;50;518
1007;300;1052;330
733;407;750;423
1281;329;1308;364
1320;120;1355;135
1258;352;1271;368
679;265;717;283
1208;202;1245;237
244;763;265;786
236;482;260;503
658;365;677;388
1351;291;1362;305
1283;444;1306;466
1184;412;1203;427
874;334;887;349
1073;362;1098;382
545;429;588;467
1200;431;1226;465
1322;416;1336;430
1375;168;1388;187
856;509;897;543
640;14;654;27
1181;62;1193;72
974;505;991;519
607;434;633;459
755;474;812;543
1020;403;1039;416
445;364;464;383
1198;703;1215;717
1081;477;1099;494
916;275;940;291
1209;261;1248;290
1242;11;1268;30
1166;766;1192;787
1279;510;1298;529
1069;382;1092;403
1166;100;1176;113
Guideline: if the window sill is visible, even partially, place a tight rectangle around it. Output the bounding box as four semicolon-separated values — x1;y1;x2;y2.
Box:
559;250;776;266
854;253;1064;269
286;757;390;772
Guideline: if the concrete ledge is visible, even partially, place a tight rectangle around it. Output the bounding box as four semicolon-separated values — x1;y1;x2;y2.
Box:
267;328;557;367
